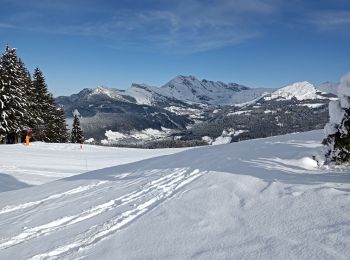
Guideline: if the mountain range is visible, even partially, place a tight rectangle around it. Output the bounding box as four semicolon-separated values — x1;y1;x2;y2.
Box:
56;75;338;147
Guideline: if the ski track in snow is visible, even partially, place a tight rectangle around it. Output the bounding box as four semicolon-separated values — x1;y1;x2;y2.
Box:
0;168;203;259
0;181;107;215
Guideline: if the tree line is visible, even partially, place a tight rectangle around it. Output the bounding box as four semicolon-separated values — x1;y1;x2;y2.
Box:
0;45;69;143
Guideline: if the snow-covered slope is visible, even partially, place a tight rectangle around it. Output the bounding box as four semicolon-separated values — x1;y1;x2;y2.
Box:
0;143;189;186
124;83;156;105
265;81;319;101
159;75;273;105
124;83;189;107
0;131;349;259
88;86;134;103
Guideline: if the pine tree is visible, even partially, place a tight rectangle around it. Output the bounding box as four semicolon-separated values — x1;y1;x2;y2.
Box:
32;67;53;141
0;46;67;144
45;96;69;143
0;46;28;143
323;71;350;164
18;58;37;129
71;114;84;143
54;107;69;143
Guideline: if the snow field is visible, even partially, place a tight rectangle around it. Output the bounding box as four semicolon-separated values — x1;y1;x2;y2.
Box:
0;142;190;186
0;130;349;259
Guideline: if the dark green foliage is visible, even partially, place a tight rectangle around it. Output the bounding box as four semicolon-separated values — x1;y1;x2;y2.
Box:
31;67;69;143
53;108;69;143
32;68;49;140
0;46;28;139
0;46;68;143
18;58;37;128
71;114;84;143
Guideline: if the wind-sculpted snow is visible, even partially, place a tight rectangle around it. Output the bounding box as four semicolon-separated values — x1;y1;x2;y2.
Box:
0;130;349;259
0;167;203;259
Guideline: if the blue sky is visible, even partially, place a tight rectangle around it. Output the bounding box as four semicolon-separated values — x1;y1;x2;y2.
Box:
1;0;350;96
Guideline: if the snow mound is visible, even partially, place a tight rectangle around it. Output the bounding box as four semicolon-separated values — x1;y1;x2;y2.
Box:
267;81;318;101
84;138;95;144
201;136;213;144
283;157;319;171
212;136;232;145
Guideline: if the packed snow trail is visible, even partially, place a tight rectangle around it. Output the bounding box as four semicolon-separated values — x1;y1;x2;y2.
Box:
0;167;204;259
29;169;202;260
0;181;107;215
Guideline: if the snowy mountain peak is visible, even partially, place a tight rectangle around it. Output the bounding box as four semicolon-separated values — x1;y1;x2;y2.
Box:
125;83;156;105
129;83;152;90
166;75;247;91
266;81;318;101
88;86;134;103
159;75;263;105
91;85;116;96
173;75;198;82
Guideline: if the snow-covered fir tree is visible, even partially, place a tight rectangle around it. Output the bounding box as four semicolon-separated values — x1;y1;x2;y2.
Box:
71;114;84;143
0;45;68;143
323;70;350;164
54;107;69;143
0;46;28;142
44;93;69;143
32;67;50;141
32;67;67;142
18;58;38;129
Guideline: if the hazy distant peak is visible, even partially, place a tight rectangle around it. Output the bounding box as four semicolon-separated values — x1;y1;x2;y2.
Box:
316;81;339;95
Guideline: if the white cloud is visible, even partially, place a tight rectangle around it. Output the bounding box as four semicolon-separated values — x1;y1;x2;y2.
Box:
52;0;281;52
13;0;350;53
307;11;350;31
0;23;15;29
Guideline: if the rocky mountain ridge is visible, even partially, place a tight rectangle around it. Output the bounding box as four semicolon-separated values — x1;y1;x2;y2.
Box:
56;76;338;146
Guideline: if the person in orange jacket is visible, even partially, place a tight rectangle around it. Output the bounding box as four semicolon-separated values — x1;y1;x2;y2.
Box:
25;135;30;145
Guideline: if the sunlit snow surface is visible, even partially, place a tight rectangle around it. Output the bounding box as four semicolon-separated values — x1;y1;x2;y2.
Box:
0;143;189;186
0;130;349;259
